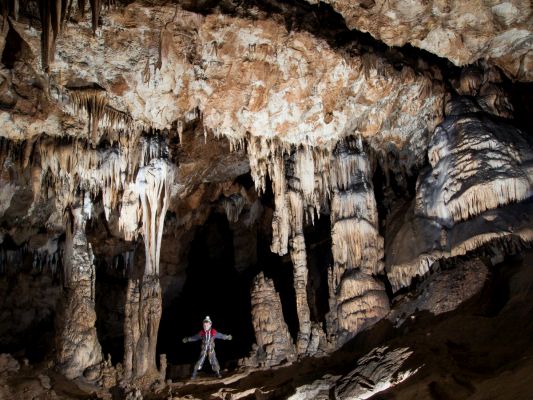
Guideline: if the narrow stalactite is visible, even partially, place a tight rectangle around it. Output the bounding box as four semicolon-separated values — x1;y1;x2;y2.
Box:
89;0;100;33
56;195;103;380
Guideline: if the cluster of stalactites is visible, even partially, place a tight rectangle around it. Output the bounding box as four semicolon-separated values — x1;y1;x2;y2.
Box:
67;88;133;145
241;134;339;256
1;128;172;246
0;1;107;71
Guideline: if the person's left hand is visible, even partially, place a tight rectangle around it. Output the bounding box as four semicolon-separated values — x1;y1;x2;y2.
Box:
227;334;232;340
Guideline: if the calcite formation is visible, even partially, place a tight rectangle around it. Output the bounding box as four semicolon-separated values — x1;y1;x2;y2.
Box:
56;196;102;380
0;0;531;393
248;272;297;367
326;140;389;343
387;95;533;291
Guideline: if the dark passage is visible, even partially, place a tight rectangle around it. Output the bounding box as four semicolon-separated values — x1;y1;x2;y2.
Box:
158;212;255;372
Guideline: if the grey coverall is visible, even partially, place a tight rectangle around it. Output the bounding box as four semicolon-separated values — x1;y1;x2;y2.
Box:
185;329;231;377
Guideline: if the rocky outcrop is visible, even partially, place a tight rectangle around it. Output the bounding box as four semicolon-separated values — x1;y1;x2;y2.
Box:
335;347;419;399
390;258;489;325
288;346;420;400
306;0;533;81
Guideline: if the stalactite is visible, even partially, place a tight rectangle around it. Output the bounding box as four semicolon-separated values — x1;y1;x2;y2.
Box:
221;193;245;223
68;88;132;144
38;0;53;71
89;0;100;33
136;159;172;276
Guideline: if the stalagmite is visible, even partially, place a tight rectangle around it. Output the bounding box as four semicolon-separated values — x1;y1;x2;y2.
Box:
123;275;162;380
124;159;172;380
326;140;389;344
56;194;103;380
248;272;296;367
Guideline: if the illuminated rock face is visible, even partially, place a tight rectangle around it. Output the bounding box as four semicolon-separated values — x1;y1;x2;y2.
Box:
386;97;533;291
306;0;533;81
0;0;531;389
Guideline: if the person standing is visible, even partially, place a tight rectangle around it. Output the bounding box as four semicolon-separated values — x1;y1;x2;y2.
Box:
182;316;232;379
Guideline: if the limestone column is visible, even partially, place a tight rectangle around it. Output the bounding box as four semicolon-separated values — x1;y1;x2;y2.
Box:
56;196;103;379
288;190;311;355
326;140;389;346
124;160;171;380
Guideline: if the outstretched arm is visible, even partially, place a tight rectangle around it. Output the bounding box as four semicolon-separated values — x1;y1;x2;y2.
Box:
215;332;232;340
183;333;202;343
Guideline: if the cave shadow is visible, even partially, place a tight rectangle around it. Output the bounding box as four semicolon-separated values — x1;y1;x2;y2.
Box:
158;212;255;376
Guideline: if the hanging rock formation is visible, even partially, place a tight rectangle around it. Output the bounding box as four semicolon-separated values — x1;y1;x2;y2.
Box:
386;94;533;291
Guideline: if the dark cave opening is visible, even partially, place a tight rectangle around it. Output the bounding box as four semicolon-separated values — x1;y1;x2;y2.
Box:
94;259;127;365
258;227;300;342
158;211;255;372
303;213;332;325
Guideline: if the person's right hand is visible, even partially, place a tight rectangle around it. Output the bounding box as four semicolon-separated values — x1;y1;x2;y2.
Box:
182;337;188;343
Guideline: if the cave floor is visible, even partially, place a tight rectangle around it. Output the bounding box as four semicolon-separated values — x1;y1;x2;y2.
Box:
157;251;533;399
2;252;532;400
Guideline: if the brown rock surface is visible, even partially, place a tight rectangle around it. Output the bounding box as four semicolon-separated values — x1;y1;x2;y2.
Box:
307;0;533;80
